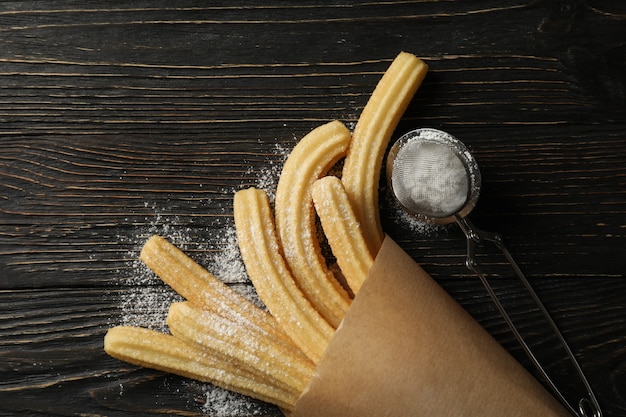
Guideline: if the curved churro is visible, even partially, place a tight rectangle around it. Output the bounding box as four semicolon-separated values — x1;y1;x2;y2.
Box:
167;301;315;394
140;235;289;343
342;52;428;256
105;53;432;412
274;120;352;328
104;326;300;411
234;187;335;364
311;176;374;294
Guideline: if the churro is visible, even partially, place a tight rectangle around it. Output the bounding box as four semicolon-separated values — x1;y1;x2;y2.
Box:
311;176;374;294
105;53;431;412
234;187;334;364
167;301;315;394
104;326;300;411
274;120;352;328
140;235;289;344
342;52;428;256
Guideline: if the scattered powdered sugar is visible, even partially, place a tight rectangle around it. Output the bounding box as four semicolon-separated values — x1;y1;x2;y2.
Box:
203;219;265;309
113;203;271;414
386;192;442;237
201;384;274;416
116;204;260;308
115;209;192;332
205;226;247;284
251;142;290;202
396;206;438;236
118;278;182;333
344;120;357;132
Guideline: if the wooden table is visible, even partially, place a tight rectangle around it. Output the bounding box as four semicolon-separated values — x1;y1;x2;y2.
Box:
1;2;625;416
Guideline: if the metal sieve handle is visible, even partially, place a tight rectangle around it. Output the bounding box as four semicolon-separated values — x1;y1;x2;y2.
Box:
455;215;602;417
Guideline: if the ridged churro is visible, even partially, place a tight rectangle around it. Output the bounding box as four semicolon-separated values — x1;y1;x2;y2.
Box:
234;187;335;364
342;52;428;256
274;120;352;328
311;176;374;294
105;53;431;412
104;326;300;411
140;235;289;344
167;301;315;394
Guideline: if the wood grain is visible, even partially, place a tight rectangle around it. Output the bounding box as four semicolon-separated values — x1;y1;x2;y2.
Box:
1;1;625;416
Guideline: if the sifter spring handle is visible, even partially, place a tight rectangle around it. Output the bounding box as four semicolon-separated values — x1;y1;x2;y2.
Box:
455;216;602;417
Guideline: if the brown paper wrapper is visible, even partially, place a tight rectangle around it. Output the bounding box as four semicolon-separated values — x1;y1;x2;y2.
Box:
292;236;571;417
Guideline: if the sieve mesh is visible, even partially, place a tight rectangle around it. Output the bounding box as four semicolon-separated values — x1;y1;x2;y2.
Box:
387;128;480;224
392;139;470;218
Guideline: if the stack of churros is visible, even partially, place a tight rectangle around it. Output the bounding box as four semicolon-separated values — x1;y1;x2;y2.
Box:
104;52;428;412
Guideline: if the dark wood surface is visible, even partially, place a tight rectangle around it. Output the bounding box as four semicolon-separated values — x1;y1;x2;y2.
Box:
1;1;625;416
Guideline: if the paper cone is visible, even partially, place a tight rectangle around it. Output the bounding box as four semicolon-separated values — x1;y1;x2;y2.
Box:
292;236;571;417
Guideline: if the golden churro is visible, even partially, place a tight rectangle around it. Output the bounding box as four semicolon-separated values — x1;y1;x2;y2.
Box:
167;301;315;394
106;53;432;412
140;235;289;343
104;326;300;411
234;187;334;364
311;176;374;294
342;52;428;256
274;120;352;328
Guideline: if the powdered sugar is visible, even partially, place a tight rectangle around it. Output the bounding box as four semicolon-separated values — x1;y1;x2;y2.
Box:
113;204;271;414
206;226;247;284
118;280;182;333
392;137;469;218
201;384;274;416
115;210;191;332
388;194;443;237
251;142;290;202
